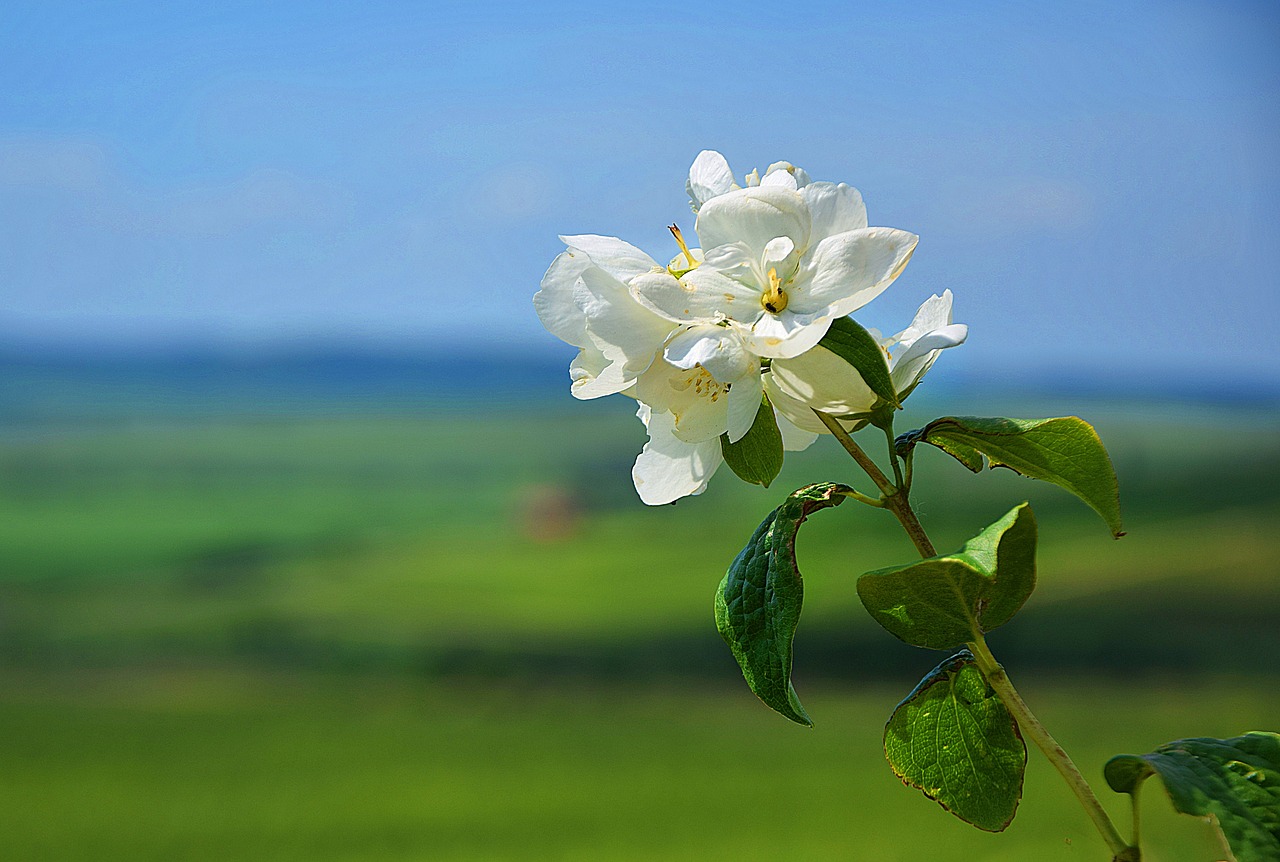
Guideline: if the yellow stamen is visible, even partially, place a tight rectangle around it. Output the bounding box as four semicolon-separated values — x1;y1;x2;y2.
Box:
762;266;789;314
668;224;699;270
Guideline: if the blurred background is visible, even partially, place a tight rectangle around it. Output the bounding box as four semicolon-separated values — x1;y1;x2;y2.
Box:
1;2;1277;859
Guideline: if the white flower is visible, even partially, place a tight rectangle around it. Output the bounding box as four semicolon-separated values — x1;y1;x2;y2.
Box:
765;290;968;434
536;231;765;440
534;234;679;399
536;150;933;506
538;232;796;505
635;170;918;362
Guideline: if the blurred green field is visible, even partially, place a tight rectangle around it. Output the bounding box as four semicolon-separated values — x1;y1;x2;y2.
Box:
1;671;1270;862
0;385;1277;860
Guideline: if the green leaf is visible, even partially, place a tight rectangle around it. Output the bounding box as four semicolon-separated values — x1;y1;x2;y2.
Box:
720;397;784;488
857;504;1037;649
715;482;851;726
884;650;1026;832
817;316;899;409
902;416;1124;538
1105;732;1280;862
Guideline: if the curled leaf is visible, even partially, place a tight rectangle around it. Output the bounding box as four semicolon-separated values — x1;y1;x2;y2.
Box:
715;482;851;726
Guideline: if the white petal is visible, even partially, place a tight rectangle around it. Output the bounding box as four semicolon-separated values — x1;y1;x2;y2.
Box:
667;246;704;271
762;371;828;434
694;186;812;259
791;227;918;318
569;344;631;399
763;161;810;188
632;410;723;505
759;168;799;190
770;345;879;416
669;394;729;443
887;291;964;394
763;371;863;437
686;150;736;212
801;182;868;242
739;313;832;360
724;369;763;444
894;324;968;371
775;409;819;451
890;323;968;394
893;290;954;347
637;265;761;324
560;234;659;284
701;241;763;283
663;325;755;384
577;266;675;375
534;250;591;347
763;235;795;266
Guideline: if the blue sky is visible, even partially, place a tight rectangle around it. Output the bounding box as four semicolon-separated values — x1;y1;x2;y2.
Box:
2;1;1278;381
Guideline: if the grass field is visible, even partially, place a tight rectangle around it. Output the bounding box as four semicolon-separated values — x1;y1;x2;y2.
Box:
1;671;1270;862
0;371;1277;860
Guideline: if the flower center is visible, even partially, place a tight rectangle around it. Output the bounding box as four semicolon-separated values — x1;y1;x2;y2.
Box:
762;267;789;314
674;366;730;403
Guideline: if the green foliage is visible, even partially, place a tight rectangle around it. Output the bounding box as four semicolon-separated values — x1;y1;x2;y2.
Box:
884;650;1026;832
817;316;899;408
715;482;851;726
720;397;784;487
1106;732;1280;862
857;504;1037;649
897;416;1124;537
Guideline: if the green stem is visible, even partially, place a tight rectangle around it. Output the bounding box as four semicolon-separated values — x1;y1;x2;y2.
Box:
884;490;937;558
820;408;1135;860
882;423;905;488
812;411;936;557
1130;777;1143;851
812;410;896;496
836;488;887;508
968;636;1133;860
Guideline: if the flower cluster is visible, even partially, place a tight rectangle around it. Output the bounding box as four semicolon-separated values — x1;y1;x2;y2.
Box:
535;151;967;504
